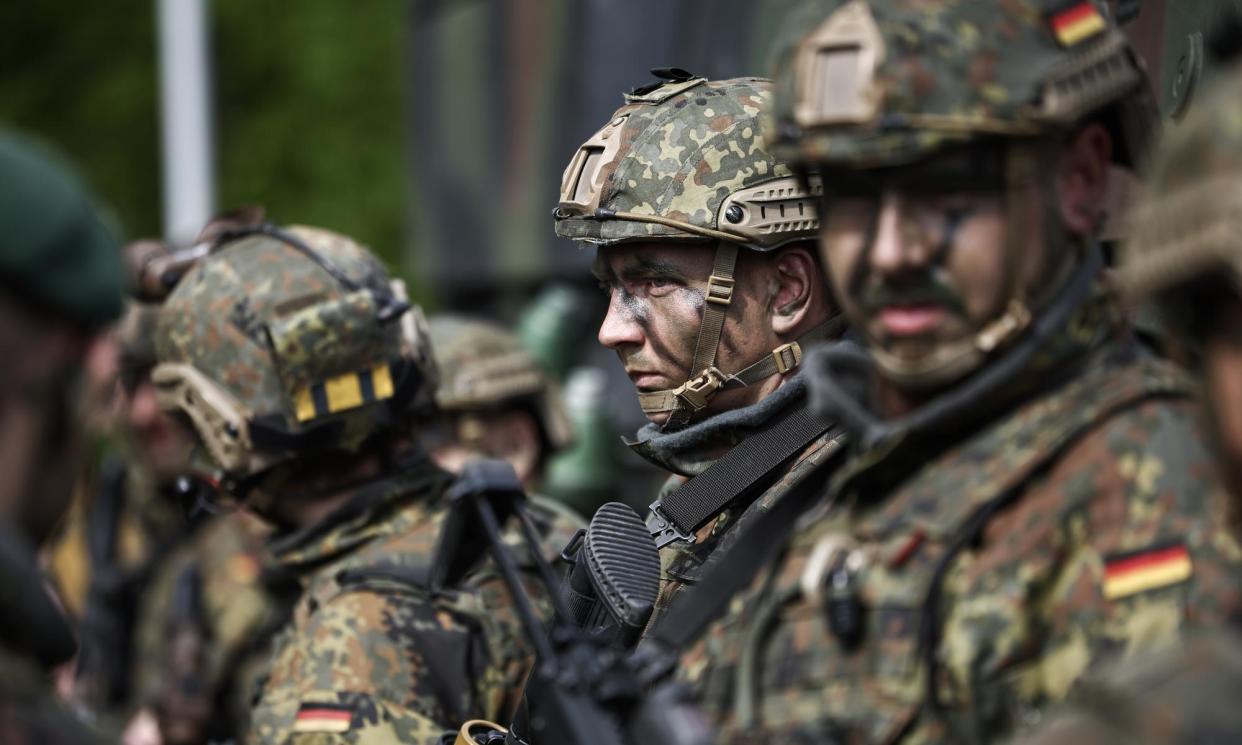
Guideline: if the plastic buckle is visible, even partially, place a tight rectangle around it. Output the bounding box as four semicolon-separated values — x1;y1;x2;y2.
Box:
673;369;723;411
976;300;1032;353
706;274;735;305
646;500;696;550
771;341;803;374
558;528;586;564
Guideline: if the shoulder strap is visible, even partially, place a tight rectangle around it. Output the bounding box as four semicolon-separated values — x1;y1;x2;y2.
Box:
643;444;842;653
646;403;835;549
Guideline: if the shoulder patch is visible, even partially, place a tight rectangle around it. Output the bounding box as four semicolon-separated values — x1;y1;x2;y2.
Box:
1103;543;1192;600
1047;1;1107;46
293;702;353;734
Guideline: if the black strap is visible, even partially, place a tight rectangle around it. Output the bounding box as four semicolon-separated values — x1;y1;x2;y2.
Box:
643;445;840;653
646;403;835;549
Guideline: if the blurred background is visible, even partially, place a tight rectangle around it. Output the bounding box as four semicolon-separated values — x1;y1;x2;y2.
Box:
0;0;1234;510
0;0;816;511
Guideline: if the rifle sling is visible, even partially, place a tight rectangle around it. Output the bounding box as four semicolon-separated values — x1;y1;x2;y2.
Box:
646;402;833;549
644;451;836;653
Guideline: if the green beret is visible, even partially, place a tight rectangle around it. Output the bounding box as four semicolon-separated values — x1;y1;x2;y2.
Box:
0;131;125;327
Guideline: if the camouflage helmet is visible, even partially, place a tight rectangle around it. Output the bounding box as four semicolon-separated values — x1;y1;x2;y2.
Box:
767;0;1156;170
555;73;828;424
428;314;572;453
1119;57;1242;326
117;301;159;383
769;0;1156;390
554;72;820;249
151;224;436;493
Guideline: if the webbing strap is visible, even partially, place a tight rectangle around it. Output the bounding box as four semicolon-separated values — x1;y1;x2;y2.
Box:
637;316;846;415
646;403;835;549
689;243;739;377
643;442;840;652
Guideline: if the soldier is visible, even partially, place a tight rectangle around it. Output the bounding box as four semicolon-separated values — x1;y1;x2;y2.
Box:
1014;45;1242;745
72;299;203;729
149;224;569;744
553;72;847;632
0;131;126;742
688;2;1242;743
426;314;573;491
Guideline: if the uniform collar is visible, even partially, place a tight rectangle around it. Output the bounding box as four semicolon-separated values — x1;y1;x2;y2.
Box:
626;373;808;477
267;450;454;572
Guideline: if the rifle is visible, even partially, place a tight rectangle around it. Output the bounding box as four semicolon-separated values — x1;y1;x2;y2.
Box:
432;459;712;745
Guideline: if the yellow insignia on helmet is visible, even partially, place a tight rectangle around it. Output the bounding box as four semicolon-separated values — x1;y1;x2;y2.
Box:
293;364;396;423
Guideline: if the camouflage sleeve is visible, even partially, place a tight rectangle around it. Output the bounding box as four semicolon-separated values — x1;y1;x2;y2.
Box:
1010;631;1242;745
130;541;197;707
956;397;1242;719
248;587;502;745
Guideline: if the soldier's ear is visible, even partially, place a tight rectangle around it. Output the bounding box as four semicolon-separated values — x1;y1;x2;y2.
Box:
769;243;821;336
1057;123;1113;239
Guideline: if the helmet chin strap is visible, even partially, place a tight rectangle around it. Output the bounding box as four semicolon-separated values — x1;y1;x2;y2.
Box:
636;242;841;427
869;142;1041;390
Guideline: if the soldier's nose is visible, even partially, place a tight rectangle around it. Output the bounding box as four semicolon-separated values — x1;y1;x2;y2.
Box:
870;192;919;275
598;292;644;351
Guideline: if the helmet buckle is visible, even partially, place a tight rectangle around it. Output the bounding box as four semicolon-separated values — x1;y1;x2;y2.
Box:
976;300;1033;353
771;341;803;375
706;274;735;306
674;368;725;411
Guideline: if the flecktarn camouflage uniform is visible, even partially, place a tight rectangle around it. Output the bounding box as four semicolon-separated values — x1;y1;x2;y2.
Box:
152;225;576;745
554;74;847;632
1011;45;1242;745
132;510;292;744
690;2;1242;743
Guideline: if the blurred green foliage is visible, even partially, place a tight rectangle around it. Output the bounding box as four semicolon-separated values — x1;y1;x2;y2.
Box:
0;0;410;272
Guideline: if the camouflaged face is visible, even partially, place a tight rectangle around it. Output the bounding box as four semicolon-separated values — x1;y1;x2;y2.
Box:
155;225;403;422
1120;61;1242;306
768;0;1152;168
555;77;799;247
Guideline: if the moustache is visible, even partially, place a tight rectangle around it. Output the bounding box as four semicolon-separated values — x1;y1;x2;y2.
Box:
859;275;967;316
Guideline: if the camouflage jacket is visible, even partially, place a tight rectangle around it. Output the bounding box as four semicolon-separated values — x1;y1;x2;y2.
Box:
134;511;294;744
627;376;846;634
248;452;579;745
695;299;1242;745
1011;629;1242;745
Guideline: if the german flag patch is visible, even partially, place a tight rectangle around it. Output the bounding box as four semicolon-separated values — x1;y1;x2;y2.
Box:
1102;543;1193;600
1047;1;1108;47
292;701;353;734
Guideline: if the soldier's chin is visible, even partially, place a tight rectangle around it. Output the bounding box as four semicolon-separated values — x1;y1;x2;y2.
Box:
644;409;671;427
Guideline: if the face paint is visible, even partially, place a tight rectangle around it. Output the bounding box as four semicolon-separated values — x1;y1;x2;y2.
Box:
594;242;794;424
819;149;1008;368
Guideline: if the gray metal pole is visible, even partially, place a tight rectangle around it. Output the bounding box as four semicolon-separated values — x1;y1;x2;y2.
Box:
157;0;216;243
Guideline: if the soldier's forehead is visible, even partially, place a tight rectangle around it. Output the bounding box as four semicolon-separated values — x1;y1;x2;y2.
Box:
593;242;712;277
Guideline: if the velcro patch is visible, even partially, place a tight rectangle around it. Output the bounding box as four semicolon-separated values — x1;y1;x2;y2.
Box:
1103;543;1192;600
1048;1;1107;46
293;702;352;733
